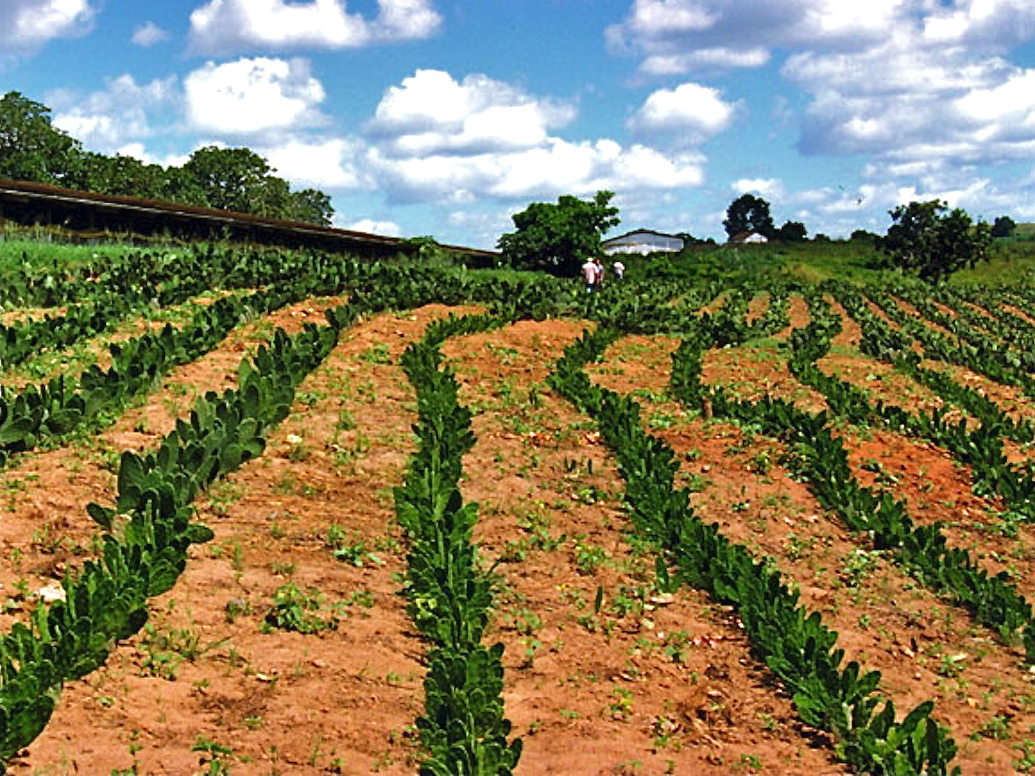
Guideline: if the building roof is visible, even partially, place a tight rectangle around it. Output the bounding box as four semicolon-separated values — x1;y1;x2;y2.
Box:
0;177;499;261
602;228;684;244
729;230;769;243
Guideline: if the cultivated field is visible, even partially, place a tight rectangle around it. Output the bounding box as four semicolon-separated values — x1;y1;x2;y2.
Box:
2;244;1035;775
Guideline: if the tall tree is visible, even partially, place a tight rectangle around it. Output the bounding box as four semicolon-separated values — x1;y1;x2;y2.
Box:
67;152;166;199
181;146;276;214
880;199;991;283
287;188;334;226
777;220;807;242
179;146;334;225
497;191;620;276
991;215;1016;238
0;91;81;184
723;193;775;239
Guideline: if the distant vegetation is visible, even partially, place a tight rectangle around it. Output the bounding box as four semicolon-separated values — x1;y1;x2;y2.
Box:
0;91;333;226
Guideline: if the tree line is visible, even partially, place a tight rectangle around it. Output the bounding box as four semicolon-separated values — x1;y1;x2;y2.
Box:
498;190;1013;284
0;91;333;226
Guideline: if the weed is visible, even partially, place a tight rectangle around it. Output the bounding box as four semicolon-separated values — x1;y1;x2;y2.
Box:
358;343;391;364
971;712;1011;741
1015;739;1035;772
647;410;678;430
263;583;338;634
192;735;234;775
206;480;243;516
139;624;228;681
937;653;967;678
224;598;252;623
841;548;881;587
661;630;694;664
573;540;609;575
734;752;763;773
651;714;681;752
608;686;634;721
343;588;376;608
323;524;382;567
285;433;310;462
272;472;298;495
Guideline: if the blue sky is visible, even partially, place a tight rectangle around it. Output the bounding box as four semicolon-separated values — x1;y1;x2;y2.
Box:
2;0;1035;250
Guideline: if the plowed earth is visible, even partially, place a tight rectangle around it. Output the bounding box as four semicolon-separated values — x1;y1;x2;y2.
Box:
3;293;1035;775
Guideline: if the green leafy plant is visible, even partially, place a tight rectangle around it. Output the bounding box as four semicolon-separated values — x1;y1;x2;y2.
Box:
263;583;339;634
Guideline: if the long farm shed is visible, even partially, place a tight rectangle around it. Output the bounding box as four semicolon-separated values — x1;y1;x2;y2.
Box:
0;178;498;264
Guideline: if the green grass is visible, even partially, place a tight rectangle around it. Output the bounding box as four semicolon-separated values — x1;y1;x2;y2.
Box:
949;234;1035;286
619;239;884;285
615;232;1035;288
0;235;142;274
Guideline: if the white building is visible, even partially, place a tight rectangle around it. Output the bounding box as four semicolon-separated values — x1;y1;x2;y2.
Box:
602;229;684;256
729;230;769;244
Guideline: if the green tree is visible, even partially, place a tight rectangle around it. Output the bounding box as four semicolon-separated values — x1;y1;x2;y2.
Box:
287;187;334;226
181;146;276;214
880;199;991;283
67;152;168;199
991;215;1016;238
497;190;620;276
179;146;333;225
723;193;775;239
777;220;807;242
0;91;82;184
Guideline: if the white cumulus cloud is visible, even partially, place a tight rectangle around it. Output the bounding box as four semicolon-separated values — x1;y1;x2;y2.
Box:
188;0;441;55
50;74;180;153
362;69;707;203
785;37;1035;167
627;82;738;144
262;138;365;189
184;57;326;136
609;1;1035;177
606;0;904;77
731;177;785;200
0;0;94;53
366;69;575;156
132;21;170;47
342;218;401;236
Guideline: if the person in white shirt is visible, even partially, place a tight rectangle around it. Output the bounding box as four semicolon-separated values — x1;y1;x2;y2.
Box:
581;258;597;292
613;259;625;281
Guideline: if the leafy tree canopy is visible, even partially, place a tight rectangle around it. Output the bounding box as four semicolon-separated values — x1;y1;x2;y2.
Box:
991;215;1017;238
497;191;620;276
723;193;775;240
879;199;991;283
851;229;880;244
0;91;334;226
777;220;808;242
0;91;81;184
182;146;279;215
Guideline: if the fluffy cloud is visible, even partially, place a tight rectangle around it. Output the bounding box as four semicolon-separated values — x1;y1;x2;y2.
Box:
366;69;576;155
362;69;705;203
184;57;326;136
785;39;1035;167
731;177;785;200
0;0;94;53
342;218;401;236
609;1;1035;177
606;0;904;76
262;138;365;189
132;21;170;47
627;82;738;144
50;74;180;153
187;0;441;55
367;136;705;204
